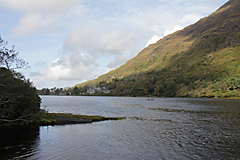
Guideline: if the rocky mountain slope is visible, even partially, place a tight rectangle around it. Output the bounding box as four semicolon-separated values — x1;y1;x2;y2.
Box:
73;0;240;98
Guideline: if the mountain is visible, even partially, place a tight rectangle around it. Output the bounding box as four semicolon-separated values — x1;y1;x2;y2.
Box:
73;0;240;98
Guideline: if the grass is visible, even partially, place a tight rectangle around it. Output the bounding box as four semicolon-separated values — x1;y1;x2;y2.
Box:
0;111;125;127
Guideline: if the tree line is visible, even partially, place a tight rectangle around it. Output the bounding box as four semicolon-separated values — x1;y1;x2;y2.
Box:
38;86;89;95
38;87;64;95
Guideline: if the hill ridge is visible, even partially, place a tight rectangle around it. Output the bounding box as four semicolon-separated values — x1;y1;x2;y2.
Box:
71;0;240;98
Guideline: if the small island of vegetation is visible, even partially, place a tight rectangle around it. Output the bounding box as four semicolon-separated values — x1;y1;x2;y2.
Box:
1;110;124;127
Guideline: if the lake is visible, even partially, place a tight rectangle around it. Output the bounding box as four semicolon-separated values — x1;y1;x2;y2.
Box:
1;96;239;159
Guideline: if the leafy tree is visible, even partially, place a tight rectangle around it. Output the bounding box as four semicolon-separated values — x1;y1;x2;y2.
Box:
0;36;40;123
0;68;41;122
55;88;60;95
73;87;79;95
79;85;88;93
41;88;50;95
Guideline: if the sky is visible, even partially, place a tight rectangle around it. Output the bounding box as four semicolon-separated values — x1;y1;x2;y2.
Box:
0;0;228;89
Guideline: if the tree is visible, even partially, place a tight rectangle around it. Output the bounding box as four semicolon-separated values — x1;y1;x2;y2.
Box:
0;36;40;123
0;68;41;122
0;36;29;70
73;87;79;95
41;88;50;95
55;88;60;95
45;88;50;95
79;85;88;93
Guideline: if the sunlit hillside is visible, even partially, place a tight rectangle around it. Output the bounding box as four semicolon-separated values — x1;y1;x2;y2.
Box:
72;0;240;98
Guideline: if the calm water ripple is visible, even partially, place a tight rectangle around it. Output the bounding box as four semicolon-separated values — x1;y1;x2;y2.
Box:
0;96;239;159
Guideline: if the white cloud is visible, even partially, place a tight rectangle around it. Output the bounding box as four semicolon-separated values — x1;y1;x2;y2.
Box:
63;24;149;68
31;53;99;88
0;0;228;88
145;35;163;47
0;0;82;14
179;14;202;26
0;0;85;36
14;14;58;36
163;25;183;36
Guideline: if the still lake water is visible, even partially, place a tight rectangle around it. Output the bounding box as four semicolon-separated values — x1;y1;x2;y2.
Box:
1;96;240;159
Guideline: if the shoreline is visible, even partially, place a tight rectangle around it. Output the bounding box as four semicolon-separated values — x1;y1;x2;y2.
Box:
39;94;240;100
0;112;125;127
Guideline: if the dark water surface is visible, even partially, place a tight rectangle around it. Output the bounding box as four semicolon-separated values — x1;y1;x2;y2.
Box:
1;96;239;159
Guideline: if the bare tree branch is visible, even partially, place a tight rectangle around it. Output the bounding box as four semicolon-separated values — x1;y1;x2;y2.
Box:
0;36;29;70
0;36;40;123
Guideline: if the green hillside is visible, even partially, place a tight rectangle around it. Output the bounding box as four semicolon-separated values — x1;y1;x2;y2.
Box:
73;0;240;98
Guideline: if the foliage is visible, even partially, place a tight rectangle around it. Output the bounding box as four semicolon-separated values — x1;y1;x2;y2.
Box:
0;36;41;123
0;68;41;122
37;87;64;95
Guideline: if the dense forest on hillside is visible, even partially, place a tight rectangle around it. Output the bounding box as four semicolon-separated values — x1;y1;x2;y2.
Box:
72;0;240;98
93;46;240;97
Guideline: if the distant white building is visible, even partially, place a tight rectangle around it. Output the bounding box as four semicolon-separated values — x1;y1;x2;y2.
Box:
87;86;110;95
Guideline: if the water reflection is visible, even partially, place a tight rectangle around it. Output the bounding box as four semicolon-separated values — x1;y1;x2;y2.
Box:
1;97;239;159
0;126;40;159
146;99;240;159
